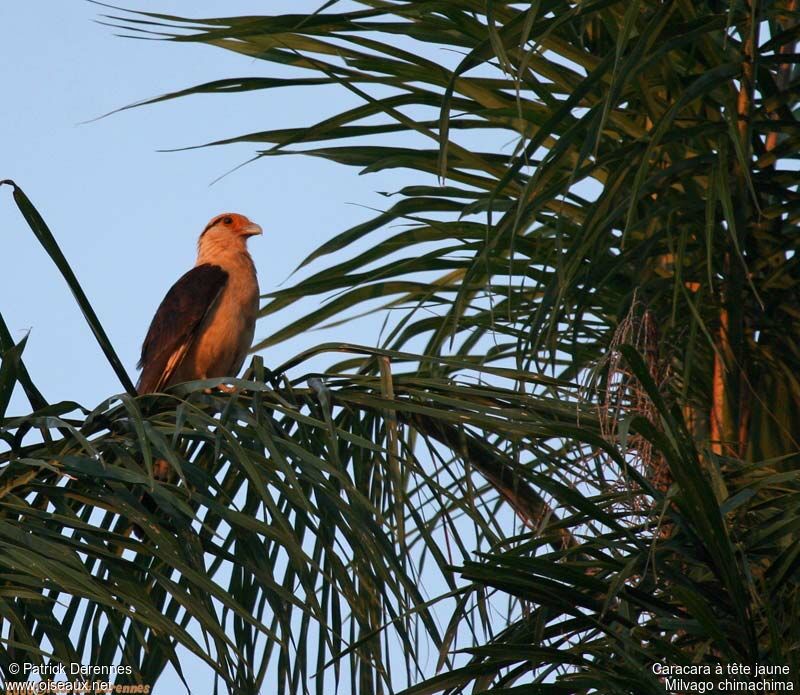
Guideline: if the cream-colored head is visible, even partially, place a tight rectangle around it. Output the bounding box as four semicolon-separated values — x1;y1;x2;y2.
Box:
197;212;262;264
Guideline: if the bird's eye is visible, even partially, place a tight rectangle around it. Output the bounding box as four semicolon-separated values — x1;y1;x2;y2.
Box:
223;216;233;225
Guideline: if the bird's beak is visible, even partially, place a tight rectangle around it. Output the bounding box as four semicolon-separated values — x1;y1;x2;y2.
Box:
242;222;263;237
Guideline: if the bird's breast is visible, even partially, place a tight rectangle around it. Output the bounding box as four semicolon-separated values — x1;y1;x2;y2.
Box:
180;258;259;381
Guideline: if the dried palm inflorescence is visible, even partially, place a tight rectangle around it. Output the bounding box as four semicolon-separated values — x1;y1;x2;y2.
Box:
596;297;672;506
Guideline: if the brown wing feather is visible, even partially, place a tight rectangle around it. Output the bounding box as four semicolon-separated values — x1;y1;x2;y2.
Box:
137;264;228;394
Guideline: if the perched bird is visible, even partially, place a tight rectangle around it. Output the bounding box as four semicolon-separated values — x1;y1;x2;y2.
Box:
137;212;262;394
130;213;261;538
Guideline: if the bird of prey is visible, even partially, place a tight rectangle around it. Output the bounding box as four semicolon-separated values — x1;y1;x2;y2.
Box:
137;212;262;394
130;213;261;537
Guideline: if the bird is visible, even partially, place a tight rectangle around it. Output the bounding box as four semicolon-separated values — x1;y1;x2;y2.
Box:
136;212;262;395
130;213;261;538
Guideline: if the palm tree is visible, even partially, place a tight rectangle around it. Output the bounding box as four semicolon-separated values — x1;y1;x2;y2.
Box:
3;0;800;692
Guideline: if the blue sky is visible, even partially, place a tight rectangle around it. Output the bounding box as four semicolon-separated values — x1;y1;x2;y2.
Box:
2;0;414;411
1;1;436;691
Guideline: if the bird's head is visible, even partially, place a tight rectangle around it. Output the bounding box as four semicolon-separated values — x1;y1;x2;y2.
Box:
197;212;262;259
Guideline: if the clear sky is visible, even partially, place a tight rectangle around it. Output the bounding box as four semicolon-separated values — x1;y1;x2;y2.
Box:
2;0;412;410
1;1;426;691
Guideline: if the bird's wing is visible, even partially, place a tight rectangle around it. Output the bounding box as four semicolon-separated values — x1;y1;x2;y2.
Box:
136;263;229;394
